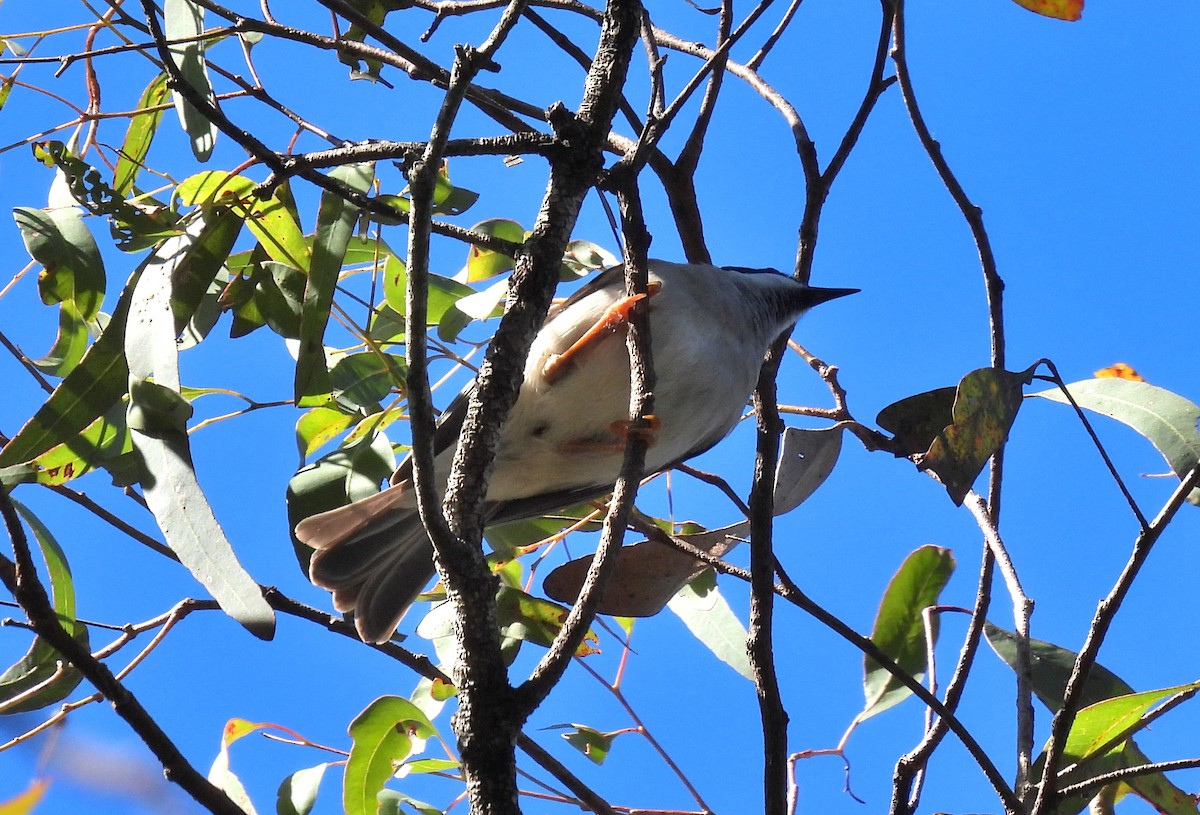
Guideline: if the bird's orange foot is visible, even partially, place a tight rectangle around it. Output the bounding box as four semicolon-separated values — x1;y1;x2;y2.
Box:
542;282;661;384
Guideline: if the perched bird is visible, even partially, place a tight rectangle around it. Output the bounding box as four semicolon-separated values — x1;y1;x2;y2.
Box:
295;260;855;643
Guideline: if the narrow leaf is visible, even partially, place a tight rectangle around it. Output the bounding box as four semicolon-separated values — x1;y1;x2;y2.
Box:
164;0;217;160
114;73;171;195
295;163;374;406
0;501;88;713
126;226;275;639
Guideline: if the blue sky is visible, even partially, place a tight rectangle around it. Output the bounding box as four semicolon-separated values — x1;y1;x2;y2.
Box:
1;1;1199;813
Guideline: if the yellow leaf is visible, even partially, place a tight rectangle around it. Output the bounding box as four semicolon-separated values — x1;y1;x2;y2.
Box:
1009;0;1083;21
0;779;49;815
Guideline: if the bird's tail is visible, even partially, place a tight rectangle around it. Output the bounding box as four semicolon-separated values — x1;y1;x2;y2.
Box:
295;484;436;644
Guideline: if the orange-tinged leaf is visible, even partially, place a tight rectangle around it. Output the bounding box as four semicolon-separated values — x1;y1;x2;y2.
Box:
1095;362;1145;382
0;779;48;815
1009;0;1083;21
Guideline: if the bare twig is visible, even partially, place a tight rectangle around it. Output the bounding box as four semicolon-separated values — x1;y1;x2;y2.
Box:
0;489;244;815
1031;464;1200;815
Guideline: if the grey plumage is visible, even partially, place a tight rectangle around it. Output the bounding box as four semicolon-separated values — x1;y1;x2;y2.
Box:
294;260;855;643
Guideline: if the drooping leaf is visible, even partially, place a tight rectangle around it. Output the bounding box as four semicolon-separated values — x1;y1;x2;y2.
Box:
255;261;307;339
164;0;217;160
0;274;138;470
31;301;91;378
296;405;358;460
0;779;49;814
495;587;599;655
542;520;747;617
178;171;310;271
1031;378;1200;505
464;218;525;282
276;763;328;815
125;228;275;640
295;163;375;406
858;545;955;721
344;696;437;815
1009;0;1083;22
876;387;957;457
13;206;105;320
667;570;753;680
923;367;1031;503
0;501;88;714
286;431;397;571
207;719;274;815
773;425;844;515
29;402;134;486
333;0;410;81
114;73;171;196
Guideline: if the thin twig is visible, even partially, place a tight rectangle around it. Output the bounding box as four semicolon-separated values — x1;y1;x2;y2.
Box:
1031;464;1200;815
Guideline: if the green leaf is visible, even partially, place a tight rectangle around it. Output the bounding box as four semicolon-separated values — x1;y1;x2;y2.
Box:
114;73;171;196
256;261;307;339
207;719;265;815
1031;378;1200;505
295;163;375;406
330;352;405;410
1062;684;1200;767
286;431;396;571
495;587;599;655
0;275;137;470
1121;741;1200;815
296;405;357;460
31;301;91;378
0;501;88;714
1;209;239;471
984;623;1135;711
858;545;955;720
178;172;310;271
276;763;328;815
13;206;106;320
464;218;524;282
667;572;753;680
344;696;437;815
32;141;182;252
28;403;134;486
382;256;474;326
559;724;620;765
164;0;217;161
399;758;459;775
126;229;275;640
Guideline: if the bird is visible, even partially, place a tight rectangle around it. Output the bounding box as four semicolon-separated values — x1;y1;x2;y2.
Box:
294;259;856;643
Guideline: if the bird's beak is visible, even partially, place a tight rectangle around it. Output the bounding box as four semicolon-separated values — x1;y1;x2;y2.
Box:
803;286;860;307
